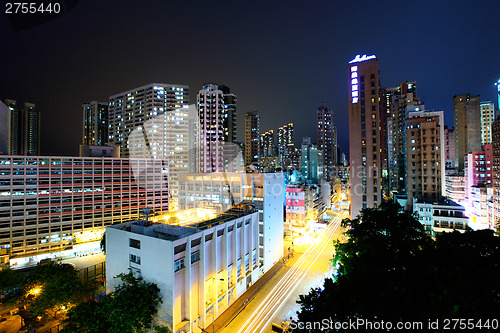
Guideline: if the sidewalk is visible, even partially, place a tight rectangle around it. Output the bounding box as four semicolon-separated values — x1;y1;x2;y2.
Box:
206;242;309;333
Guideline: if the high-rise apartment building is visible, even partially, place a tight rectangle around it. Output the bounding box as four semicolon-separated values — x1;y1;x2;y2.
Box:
387;82;421;193
300;137;323;183
245;112;260;165
260;130;274;158
197;84;237;172
348;54;382;218
108;83;189;158
316;104;337;180
480;101;495;145
5;99;41;156
82;101;109;146
406;115;443;209
491;117;500;229
380;87;398;193
444;126;456;170
453;94;481;171
278;123;294;149
0;101;9;155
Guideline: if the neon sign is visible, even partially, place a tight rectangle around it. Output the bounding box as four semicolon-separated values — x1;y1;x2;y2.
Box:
351;66;358;103
349;54;376;64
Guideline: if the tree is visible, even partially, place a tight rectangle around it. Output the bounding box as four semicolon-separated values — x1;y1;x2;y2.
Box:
62;272;163;333
0;266;24;293
295;201;500;331
100;231;106;254
21;262;87;317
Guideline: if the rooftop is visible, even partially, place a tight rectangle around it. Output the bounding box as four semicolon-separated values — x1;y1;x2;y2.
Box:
109;203;258;241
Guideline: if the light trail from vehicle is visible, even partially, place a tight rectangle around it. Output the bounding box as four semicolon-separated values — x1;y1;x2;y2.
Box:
236;210;347;333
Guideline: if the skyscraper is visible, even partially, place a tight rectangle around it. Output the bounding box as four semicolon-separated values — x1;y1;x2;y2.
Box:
444;126;456;170
277;123;294;149
5;99;41;156
82;101;109;146
245;111;260;165
301;137;323;183
0;101;9;155
197;84;237;172
406;112;444;209
316;103;337;180
480;101;495;145
260;130;274;158
108;83;189;158
491;117;500;229
387;82;421;193
453;94;481;171
348;54;382;218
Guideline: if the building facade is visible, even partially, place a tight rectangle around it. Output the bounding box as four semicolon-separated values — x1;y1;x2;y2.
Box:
106;205;263;332
0;101;9;155
405;115;443;209
260;130;274;159
244;112;260;165
108;83;189;158
175;172;284;273
316;104;337;180
5;99;41;156
0;155;169;265
413;199;468;236
300;137;323;183
82;101;109;146
480;101;495;145
348;54;382;218
444;126;456;171
453;94;481;171
197;84;237;173
493;117;500;230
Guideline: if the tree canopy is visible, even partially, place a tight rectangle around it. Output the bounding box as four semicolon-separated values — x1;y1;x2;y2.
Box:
295;200;500;331
21;262;86;317
62;272;165;333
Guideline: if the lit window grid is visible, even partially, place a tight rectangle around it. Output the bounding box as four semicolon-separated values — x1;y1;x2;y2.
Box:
0;156;169;257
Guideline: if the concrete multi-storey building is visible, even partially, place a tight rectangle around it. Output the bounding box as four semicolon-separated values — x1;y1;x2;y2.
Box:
106;204;266;332
464;144;493;199
445;174;466;204
244;112;260;165
387;82;421;193
492;117;500;230
5;99;41;156
82;101;109;146
260;130;274;158
316;104;337;180
197;84;237;173
300;137;323;184
0;155;169;266
175;172;284;273
108;83;189;158
405;115;443;210
444;126;456;171
278;123;295;170
480;101;495;145
413;199;468;236
0;101;9;155
348;54;382;218
453;94;481;171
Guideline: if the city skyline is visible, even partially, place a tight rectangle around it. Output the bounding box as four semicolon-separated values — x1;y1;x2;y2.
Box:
2;0;500;157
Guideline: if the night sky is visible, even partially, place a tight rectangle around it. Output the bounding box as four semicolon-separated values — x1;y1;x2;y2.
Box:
1;0;500;157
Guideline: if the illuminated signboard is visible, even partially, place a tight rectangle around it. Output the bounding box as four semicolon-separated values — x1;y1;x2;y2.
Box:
351;66;358;103
349;54;376;64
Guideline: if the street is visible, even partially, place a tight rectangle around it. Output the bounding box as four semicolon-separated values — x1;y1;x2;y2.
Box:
219;210;347;333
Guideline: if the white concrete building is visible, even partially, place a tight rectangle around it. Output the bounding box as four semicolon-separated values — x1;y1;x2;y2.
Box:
413;199;469;236
106;204;262;332
176;172;284;273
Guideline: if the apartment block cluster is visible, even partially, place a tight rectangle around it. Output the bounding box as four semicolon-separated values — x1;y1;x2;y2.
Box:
348;54;500;236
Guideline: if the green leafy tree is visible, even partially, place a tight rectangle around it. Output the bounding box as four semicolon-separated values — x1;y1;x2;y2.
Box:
21;262;87;317
0;266;24;293
62;272;163;333
295;201;500;331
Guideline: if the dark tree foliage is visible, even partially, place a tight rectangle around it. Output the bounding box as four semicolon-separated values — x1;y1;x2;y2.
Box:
0;266;24;293
21;262;86;317
62;272;164;333
295;200;500;332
